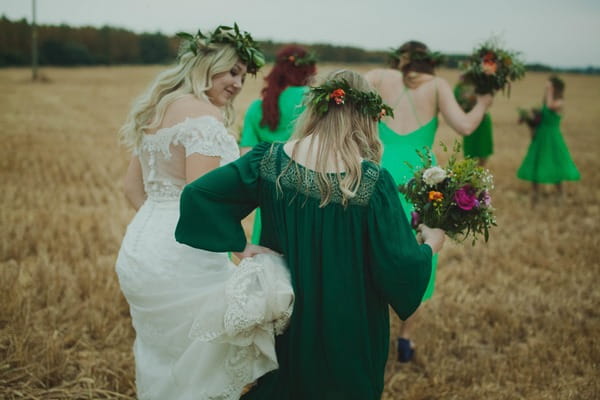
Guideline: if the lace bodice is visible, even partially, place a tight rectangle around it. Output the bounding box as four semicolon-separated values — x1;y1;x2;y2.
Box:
136;116;239;201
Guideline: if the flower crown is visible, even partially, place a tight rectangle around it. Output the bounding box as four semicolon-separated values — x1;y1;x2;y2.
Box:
307;79;394;121
280;52;317;67
176;23;265;74
388;48;446;68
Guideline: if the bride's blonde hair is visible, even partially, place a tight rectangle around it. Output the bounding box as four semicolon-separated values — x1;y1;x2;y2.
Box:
119;45;239;151
280;69;382;207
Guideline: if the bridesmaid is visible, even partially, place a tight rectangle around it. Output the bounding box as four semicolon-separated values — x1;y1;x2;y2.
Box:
454;73;494;166
176;70;446;400
240;44;317;243
517;76;580;205
365;40;493;362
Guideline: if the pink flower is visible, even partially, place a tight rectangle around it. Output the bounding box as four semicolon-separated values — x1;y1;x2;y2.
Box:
454;185;478;210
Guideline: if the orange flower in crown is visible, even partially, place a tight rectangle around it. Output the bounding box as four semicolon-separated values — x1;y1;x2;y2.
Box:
330;88;346;105
288;55;296;62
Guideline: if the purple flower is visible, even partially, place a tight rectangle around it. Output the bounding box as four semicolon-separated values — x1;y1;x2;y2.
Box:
454;185;478;210
411;211;420;229
480;190;492;207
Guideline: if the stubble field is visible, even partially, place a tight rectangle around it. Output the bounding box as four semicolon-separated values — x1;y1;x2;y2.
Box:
0;64;598;399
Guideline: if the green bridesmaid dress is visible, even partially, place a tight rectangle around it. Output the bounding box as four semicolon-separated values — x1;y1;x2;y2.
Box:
517;104;580;183
463;113;493;159
453;81;494;159
379;92;439;301
240;86;308;244
176;142;433;400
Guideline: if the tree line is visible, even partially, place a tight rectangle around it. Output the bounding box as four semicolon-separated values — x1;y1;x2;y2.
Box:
1;16;597;74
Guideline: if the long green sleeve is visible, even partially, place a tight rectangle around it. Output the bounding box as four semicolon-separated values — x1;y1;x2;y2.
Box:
367;168;433;320
175;143;269;252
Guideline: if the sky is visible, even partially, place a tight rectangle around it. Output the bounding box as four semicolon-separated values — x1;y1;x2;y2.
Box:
2;0;600;68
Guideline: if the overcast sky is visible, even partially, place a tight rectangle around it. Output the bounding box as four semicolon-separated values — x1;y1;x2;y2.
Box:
2;0;600;68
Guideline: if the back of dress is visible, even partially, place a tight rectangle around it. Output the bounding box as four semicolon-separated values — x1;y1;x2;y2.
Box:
175;142;434;400
136;116;239;202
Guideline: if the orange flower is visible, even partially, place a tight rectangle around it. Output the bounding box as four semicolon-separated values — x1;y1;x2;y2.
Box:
330;88;345;105
288;55;296;62
482;60;497;75
428;191;444;202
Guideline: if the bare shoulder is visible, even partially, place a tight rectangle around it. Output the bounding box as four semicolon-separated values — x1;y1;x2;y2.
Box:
364;68;400;86
549;99;565;112
424;76;451;95
163;94;223;127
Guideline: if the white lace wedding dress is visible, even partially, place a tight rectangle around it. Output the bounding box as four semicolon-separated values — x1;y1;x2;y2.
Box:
115;116;294;400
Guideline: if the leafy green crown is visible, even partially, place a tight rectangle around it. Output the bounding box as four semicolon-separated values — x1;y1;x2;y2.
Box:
176;23;265;74
280;52;317;67
307;78;394;121
388;48;446;67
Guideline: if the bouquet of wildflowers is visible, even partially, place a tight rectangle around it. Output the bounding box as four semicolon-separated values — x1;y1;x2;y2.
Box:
398;141;496;244
461;39;526;95
517;107;542;134
454;75;477;112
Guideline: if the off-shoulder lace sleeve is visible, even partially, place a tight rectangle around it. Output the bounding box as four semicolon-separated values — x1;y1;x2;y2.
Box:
173;116;240;165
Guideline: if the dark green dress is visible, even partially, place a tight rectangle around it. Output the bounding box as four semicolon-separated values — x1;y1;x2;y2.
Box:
175;142;433;400
517;104;580;183
240;86;309;244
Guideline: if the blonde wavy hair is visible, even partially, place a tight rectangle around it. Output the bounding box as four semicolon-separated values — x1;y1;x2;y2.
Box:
119;45;240;151
279;69;383;207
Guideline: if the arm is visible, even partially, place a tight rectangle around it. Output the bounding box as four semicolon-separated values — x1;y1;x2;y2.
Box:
123;156;146;210
240;147;253;156
367;169;444;320
437;78;493;136
545;81;564;112
185;154;221;183
176;143;270;252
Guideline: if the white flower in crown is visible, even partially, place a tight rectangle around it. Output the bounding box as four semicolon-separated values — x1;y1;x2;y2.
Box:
422;166;447;186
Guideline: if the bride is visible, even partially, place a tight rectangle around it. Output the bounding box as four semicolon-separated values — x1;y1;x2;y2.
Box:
114;24;293;400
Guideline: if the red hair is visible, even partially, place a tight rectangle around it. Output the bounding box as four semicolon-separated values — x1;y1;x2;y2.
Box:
261;45;316;130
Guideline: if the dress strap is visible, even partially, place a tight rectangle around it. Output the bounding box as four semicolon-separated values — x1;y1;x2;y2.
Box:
434;77;439;114
404;88;423;127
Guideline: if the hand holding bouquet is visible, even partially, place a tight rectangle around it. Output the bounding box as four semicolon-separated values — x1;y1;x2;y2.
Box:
454;75;478;112
461;39;526;96
517;106;542;135
398;141;496;245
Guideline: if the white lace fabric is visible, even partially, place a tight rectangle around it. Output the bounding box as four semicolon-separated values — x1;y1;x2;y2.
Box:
116;116;294;400
136;116;240;201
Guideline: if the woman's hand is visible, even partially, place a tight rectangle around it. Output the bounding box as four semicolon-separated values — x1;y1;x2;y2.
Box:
476;93;494;109
233;243;281;260
417;224;446;254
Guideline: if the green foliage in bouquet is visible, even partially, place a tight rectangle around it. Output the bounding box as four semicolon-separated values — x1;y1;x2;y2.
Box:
454;76;477;112
517;106;542;133
461;39;526;96
398;141;497;245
